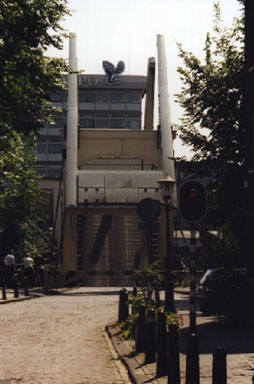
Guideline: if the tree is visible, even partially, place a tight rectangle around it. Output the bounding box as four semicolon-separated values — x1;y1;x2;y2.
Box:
176;2;245;266
0;0;70;258
0;0;70;136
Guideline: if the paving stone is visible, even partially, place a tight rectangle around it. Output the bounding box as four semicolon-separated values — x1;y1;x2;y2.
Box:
0;287;131;384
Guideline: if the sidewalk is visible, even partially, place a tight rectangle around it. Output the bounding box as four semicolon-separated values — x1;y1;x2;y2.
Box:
107;288;254;384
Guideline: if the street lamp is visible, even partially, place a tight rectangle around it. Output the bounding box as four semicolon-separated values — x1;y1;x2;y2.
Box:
158;176;176;313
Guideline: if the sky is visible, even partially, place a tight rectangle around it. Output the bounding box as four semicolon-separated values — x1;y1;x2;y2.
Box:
47;0;242;158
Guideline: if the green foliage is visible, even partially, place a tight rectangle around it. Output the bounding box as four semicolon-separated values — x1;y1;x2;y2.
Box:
118;313;139;340
0;0;70;136
165;311;184;328
0;0;70;258
118;262;183;341
176;2;244;265
0;131;47;258
133;261;164;309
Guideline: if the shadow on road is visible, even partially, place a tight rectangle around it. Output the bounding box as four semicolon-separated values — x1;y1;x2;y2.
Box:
62;290;120;296
178;314;254;355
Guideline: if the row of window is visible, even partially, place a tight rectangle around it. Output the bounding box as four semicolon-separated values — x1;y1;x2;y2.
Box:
49;92;141;104
48;117;141;130
35;167;61;178
36;143;63;154
80;118;140;129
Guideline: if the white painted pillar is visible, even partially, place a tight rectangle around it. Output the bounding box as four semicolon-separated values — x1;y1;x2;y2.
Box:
157;34;175;179
66;34;78;207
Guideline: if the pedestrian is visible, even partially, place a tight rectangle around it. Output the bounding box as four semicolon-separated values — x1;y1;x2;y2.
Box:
23;253;35;288
4;249;16;288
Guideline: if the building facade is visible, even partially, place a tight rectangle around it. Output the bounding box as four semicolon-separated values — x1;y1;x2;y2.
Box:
35;46;175;286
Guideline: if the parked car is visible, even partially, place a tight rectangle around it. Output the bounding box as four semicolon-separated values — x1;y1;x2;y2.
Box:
198;268;247;315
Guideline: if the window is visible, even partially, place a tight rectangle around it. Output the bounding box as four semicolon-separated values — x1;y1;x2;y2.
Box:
48;144;63;153
111;119;125;128
79;93;94;102
95;119;109;128
37;143;47;153
111;93;126;103
80;118;94;128
50;118;64;128
127;93;140;103
49;93;65;102
35;168;46;177
95;93;110;103
127;119;140;129
48;169;61;178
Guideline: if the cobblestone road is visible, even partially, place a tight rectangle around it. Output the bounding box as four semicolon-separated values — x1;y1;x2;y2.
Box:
0;287;131;384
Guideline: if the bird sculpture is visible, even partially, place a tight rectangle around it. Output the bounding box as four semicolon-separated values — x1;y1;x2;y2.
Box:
103;60;125;84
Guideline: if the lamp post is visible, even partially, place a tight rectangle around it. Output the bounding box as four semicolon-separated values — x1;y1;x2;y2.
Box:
158;176;176;313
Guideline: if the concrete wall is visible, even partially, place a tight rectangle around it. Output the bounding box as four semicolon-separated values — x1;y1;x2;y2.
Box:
78;129;162;168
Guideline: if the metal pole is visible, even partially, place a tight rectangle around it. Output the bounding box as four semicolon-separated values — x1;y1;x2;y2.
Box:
164;201;175;313
66;34;78;208
189;224;196;333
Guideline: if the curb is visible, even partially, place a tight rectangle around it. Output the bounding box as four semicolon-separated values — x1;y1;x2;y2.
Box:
106;324;149;384
0;286;78;304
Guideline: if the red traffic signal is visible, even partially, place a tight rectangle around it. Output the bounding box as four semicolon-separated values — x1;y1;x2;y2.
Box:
179;180;207;221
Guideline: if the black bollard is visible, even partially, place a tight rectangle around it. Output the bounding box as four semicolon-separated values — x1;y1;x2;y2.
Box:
212;346;227;384
135;305;146;353
168;323;180;384
145;309;156;364
132;286;138;315
156;311;167;377
24;276;29;297
186;333;200;384
14;276;19;298
2;281;6;300
118;288;129;322
156;290;161;305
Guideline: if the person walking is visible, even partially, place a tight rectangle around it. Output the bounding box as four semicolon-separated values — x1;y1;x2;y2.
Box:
4;250;16;288
23;253;35;288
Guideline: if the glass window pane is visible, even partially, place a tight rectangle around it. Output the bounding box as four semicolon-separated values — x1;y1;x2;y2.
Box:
127;93;140;103
50;118;64;128
37;143;47;153
111;119;125;128
80;119;94;128
48;169;61;178
111;93;126;103
95;119;109;128
79;93;94;102
127;119;140;129
95;93;110;103
48;144;63;153
49;93;64;102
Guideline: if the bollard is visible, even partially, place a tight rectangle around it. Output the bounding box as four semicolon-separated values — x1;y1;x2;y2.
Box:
13;276;19;298
24;276;29;297
156;311;167;377
118;288;129;322
212;346;227;384
155;290;161;307
2;281;6;300
135;305;146;353
168;323;180;384
145;309;156;364
132;286;138;315
186;333;200;384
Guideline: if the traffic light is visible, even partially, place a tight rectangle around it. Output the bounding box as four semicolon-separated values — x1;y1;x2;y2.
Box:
179;180;207;221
